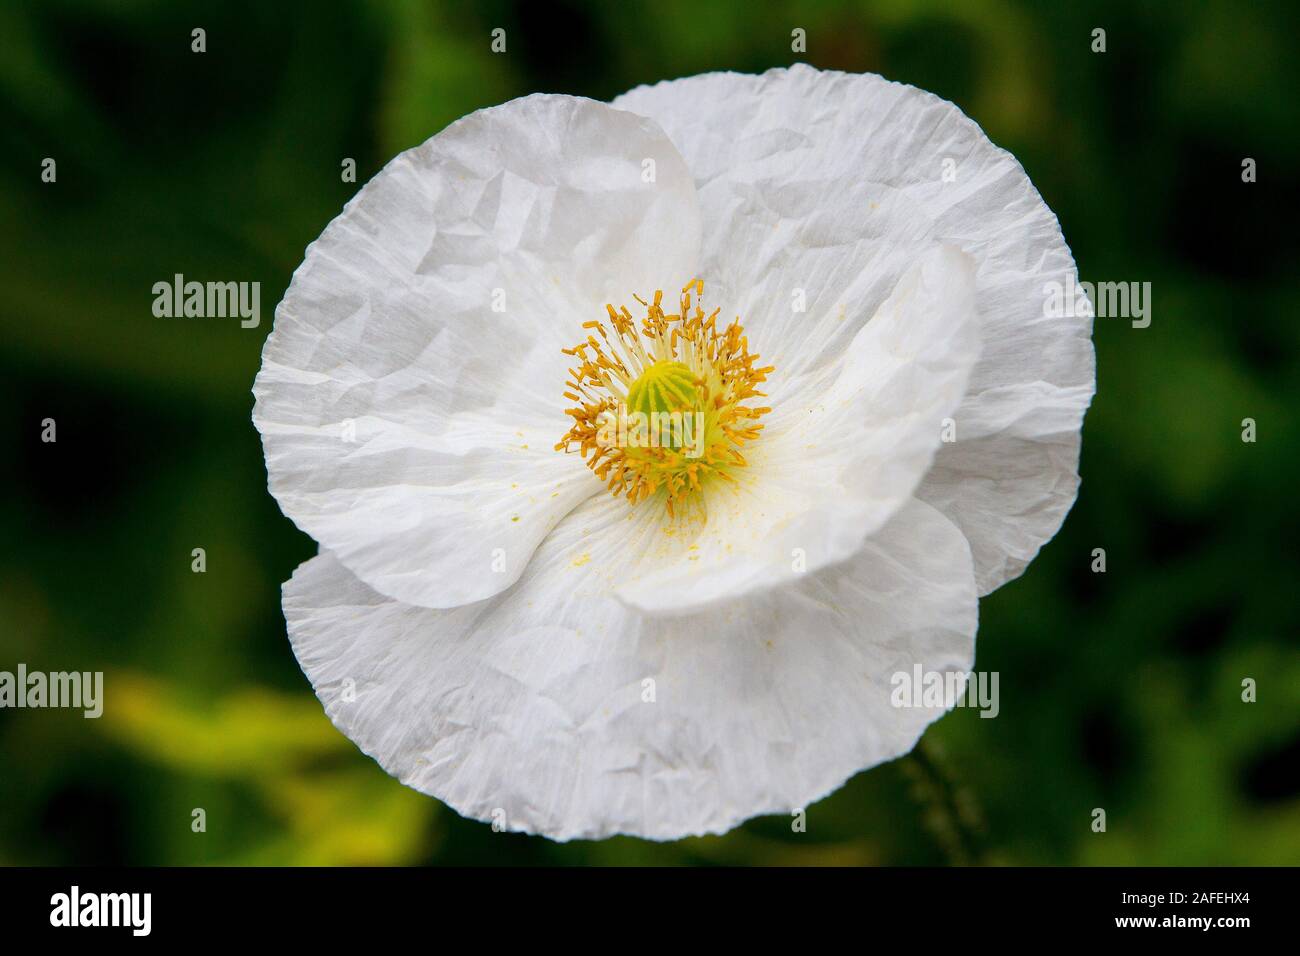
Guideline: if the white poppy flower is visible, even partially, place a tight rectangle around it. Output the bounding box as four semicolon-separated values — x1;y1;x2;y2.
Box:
254;66;1094;841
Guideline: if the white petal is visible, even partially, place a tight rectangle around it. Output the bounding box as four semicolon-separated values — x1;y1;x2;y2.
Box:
615;244;980;614
284;497;977;842
254;94;702;608
615;66;1095;594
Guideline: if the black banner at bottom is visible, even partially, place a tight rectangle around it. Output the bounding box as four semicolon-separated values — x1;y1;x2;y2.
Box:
0;866;1280;941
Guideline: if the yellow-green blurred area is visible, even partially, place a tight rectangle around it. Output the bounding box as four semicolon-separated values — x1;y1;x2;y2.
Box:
1;0;1297;865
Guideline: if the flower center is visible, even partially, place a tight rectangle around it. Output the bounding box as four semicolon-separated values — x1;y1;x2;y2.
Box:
555;279;773;517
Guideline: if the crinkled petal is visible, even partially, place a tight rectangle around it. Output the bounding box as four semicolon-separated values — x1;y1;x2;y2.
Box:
615;66;1094;593
254;94;702;608
613;244;980;614
284;496;977;842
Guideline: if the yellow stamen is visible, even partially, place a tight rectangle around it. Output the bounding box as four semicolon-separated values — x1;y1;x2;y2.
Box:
555;279;772;517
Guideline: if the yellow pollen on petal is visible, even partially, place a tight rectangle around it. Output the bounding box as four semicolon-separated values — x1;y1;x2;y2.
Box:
554;279;773;518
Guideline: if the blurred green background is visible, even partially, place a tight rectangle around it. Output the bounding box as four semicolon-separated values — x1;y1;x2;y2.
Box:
1;0;1297;865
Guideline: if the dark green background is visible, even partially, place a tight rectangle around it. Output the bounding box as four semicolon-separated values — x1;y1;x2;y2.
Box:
2;0;1297;865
